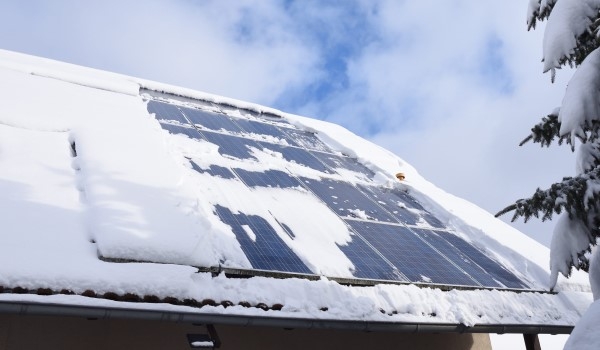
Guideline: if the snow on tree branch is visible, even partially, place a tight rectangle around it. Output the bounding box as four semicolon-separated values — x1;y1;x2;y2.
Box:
542;0;600;80
527;0;557;30
519;112;567;147
520;112;600;149
497;161;600;288
496;170;592;222
549;214;594;288
559;48;600;138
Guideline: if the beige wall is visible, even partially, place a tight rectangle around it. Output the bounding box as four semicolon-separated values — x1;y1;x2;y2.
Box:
0;313;491;350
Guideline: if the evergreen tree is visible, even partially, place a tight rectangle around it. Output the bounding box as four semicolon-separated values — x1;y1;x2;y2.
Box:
496;0;600;289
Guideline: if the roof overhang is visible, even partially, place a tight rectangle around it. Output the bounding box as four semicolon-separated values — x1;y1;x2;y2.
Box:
0;300;573;335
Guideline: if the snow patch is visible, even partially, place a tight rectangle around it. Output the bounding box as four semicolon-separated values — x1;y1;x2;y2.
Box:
564;299;600;350
543;0;600;75
549;214;594;289
558;48;600;141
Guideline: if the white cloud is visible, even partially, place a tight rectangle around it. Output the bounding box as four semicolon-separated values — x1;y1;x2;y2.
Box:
0;0;320;105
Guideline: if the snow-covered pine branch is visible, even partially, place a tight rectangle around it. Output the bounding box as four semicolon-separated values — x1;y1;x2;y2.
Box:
519;112;565;147
527;0;557;30
496;165;600;222
519;112;600;148
540;0;600;81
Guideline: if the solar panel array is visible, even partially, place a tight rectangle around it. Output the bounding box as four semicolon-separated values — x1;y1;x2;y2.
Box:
147;99;529;290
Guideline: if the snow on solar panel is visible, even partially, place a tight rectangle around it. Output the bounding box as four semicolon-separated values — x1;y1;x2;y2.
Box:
200;131;258;161
190;161;237;180
311;151;375;180
414;228;503;288
260;142;334;174
345;220;479;286
300;177;397;223
149;99;530;290
231;117;295;145
355;185;425;226
233;168;302;189
281;128;332;152
338;232;409;282
180;106;243;134
147;100;189;124
386;187;446;229
159;122;203;140
437;231;530;289
214;205;312;274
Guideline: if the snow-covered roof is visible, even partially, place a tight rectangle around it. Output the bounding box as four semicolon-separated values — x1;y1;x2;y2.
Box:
0;49;591;331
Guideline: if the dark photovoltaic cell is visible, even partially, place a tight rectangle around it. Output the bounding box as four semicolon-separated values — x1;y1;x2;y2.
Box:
356;185;421;226
437;231;529;289
148;100;189;125
190;161;237;179
338;233;407;281
346;220;478;286
260;143;334;174
301;177;396;223
282;129;331;152
180;107;243;134
233;118;295;144
160;123;203;140
412;228;502;288
311;152;375;179
233;168;302;189
214;205;312;274
201;131;258;161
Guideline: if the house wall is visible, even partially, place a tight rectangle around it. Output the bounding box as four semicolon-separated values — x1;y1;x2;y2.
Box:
0;313;492;350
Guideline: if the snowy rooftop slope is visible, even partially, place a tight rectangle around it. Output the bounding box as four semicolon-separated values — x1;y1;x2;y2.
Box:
0;49;591;328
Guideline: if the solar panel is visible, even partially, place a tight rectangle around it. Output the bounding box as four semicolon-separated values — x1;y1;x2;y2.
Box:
201;131;258;161
387;188;446;229
413;228;502;287
160;123;203;140
436;230;528;289
338;232;408;281
356;185;421;226
190;161;237;180
260;143;334;174
345;220;478;286
232;117;294;144
148;100;189;125
214;205;312;274
311;151;375;179
214;104;260;120
146;99;531;290
233;168;302;189
282;129;331;152
300;177;396;223
180;107;243;134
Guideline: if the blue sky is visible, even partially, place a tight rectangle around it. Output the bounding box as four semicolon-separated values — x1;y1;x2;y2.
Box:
0;0;576;246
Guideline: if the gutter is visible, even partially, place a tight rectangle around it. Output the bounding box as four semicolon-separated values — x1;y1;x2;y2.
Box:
0;300;572;335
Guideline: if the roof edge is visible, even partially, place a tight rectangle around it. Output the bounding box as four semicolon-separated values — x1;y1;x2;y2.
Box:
0;300;573;335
